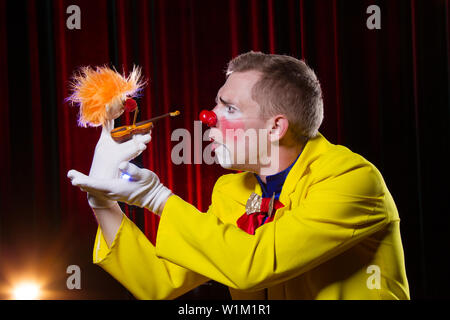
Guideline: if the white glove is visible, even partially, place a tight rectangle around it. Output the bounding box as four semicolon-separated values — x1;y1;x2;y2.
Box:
68;119;151;208
68;161;172;214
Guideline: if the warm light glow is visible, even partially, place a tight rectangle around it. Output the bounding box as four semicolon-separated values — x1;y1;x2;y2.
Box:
12;282;40;300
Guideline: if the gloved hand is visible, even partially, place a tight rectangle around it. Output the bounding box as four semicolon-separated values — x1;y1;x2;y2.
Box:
68;161;172;215
68;119;151;209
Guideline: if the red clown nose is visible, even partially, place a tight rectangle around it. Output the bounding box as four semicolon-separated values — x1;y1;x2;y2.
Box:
124;98;137;113
199;110;217;127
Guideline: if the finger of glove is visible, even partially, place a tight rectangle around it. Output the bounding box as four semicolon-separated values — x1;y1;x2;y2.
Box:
68;170;101;193
69;171;112;194
121;134;151;161
136;133;151;144
67;169;86;181
118;161;153;182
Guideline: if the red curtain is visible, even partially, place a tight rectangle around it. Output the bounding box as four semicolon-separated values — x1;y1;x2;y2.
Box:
1;0;449;299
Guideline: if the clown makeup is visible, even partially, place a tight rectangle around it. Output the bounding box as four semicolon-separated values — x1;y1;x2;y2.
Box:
212;94;266;137
214;96;244;122
208;71;276;172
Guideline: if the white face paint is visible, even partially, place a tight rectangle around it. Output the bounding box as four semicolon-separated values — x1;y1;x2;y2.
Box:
213;143;233;168
213;99;244;122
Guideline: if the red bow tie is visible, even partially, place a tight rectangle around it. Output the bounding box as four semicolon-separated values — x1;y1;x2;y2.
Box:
236;196;284;235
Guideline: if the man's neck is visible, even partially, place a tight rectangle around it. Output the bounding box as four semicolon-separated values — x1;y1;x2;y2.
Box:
257;142;304;184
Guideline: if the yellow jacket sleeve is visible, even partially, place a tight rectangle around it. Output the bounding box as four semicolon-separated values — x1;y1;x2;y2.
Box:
93;213;209;299
155;163;391;291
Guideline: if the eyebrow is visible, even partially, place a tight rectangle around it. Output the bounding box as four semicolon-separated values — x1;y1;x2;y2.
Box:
216;96;235;106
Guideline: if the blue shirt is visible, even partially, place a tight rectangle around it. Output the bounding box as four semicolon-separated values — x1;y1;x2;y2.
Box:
254;152;301;200
254;153;301;225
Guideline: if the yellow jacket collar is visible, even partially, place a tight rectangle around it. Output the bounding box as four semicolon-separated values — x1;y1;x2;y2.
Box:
278;132;331;206
216;133;331;209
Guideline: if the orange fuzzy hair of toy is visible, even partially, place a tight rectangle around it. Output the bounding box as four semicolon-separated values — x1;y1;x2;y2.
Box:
67;65;145;127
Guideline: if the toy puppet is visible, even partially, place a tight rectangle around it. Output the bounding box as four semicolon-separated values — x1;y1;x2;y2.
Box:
66;65;178;209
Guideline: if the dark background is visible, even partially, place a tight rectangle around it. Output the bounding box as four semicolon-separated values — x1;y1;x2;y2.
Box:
0;0;448;299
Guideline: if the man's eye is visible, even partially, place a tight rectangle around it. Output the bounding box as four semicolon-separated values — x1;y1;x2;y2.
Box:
226;105;235;113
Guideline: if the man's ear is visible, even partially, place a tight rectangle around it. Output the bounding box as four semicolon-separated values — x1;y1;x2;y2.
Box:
268;115;289;142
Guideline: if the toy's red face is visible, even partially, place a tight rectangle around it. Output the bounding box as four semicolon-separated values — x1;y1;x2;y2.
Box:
208;70;271;171
124;98;137;113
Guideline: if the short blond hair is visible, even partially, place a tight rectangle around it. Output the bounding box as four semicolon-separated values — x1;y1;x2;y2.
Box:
226;52;324;140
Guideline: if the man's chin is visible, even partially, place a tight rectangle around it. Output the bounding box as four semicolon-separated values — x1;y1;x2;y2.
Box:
214;154;234;169
213;145;262;172
214;154;257;172
213;145;234;169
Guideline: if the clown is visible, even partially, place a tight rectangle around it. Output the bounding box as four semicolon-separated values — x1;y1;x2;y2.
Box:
68;52;410;300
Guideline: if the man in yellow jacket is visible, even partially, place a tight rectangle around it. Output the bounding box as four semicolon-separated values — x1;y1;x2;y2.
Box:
68;52;410;300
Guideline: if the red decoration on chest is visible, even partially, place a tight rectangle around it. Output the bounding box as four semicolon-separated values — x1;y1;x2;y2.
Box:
236;198;284;235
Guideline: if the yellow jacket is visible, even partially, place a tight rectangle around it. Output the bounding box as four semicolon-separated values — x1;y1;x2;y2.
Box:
93;133;410;299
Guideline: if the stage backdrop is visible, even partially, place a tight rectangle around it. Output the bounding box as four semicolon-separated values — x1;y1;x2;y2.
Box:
0;0;449;299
